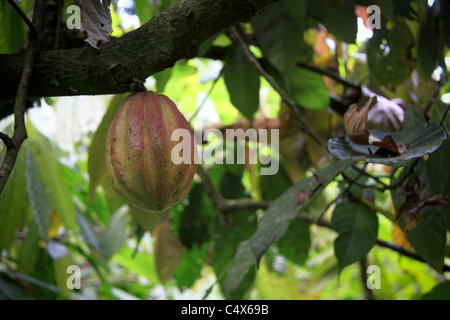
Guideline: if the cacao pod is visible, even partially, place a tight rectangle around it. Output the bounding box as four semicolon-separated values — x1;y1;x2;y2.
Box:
106;91;197;213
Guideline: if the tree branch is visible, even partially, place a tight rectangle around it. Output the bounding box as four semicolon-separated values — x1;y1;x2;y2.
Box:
0;0;45;194
0;0;276;105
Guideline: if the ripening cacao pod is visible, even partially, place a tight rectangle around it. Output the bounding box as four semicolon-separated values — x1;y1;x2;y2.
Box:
106;91;197;213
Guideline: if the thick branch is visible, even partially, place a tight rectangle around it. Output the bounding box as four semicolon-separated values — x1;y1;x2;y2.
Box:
0;0;276;105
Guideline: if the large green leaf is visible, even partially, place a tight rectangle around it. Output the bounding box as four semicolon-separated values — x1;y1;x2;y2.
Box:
88;94;127;202
406;207;447;272
0;148;28;251
0;1;27;54
223;45;260;120
99;210;128;261
276;218;311;266
367;17;415;85
178;183;216;248
421;281;450;300
174;243;209;288
328;122;447;167
331;202;378;271
284;67;330;109
26;148;51;241
251;2;304;76
114;245;159;283
27;121;79;235
307;0;357;44
213;209;257;299
222;159;353;297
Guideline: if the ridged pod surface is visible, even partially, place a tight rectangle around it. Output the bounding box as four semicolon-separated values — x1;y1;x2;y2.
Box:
106;91;197;213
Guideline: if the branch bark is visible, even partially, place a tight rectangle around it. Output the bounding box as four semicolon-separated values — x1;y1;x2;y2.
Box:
0;0;276;105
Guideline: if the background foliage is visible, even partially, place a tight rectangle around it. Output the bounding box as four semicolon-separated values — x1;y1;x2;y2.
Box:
0;0;449;300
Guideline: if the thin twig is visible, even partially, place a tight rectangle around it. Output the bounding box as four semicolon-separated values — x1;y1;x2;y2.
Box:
189;75;220;123
0;132;15;149
229;26;328;156
296;61;361;91
439;104;450;126
6;0;37;36
424;73;449;121
0;0;45;194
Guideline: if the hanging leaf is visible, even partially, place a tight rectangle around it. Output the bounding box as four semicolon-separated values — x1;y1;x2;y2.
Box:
154;217;183;283
328;122;447;167
251;2;304;76
74;0;113;49
331;202;378;272
223;44;260;120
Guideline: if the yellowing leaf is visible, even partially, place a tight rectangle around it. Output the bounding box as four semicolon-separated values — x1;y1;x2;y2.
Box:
392;222;411;249
153;217;183;283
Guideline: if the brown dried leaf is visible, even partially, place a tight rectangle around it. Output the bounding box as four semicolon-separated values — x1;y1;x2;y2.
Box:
344;96;378;145
369;134;406;156
153;217;183;283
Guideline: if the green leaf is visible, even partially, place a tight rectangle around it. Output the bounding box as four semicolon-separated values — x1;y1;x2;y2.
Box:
26;148;51;242
53;251;72;298
331;202;378;271
259;165;292;201
134;0;154;24
308;0;357;44
367;17;415;86
223;45;260;120
99;210;128;261
0;1;27;54
282;0;307;28
88;94;127;202
18;219;41;275
421;281;450;300
328;122;448;167
178;184;216;247
154;68;173;93
406;207;447;272
251;2;304;76
174;243;209;288
222;159;353;297
0;148;28;251
27;123;79;235
277;218;311;266
213;209;257;299
284;67;330;109
114;245;159;283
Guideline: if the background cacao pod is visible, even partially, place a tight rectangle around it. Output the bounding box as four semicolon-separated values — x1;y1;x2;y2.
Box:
106;91;197;213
